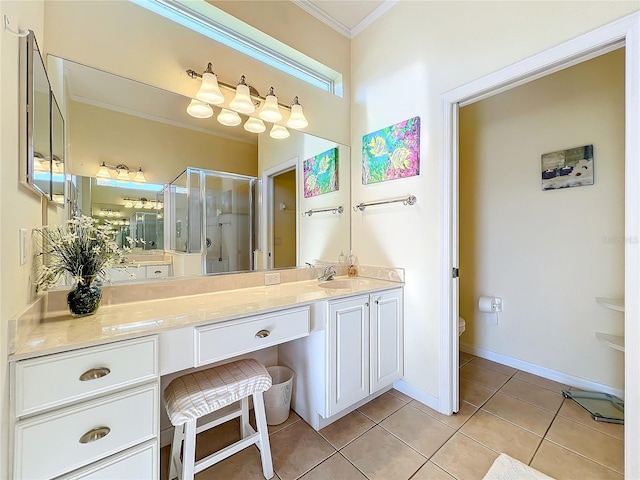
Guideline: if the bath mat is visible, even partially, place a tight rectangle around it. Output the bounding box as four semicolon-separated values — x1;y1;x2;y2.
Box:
482;454;554;480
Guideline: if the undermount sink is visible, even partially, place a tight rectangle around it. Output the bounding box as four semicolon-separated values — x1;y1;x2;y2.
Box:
317;278;368;289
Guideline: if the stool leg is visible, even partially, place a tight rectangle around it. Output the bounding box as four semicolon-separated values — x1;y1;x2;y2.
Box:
168;424;183;480
253;391;274;479
181;420;197;480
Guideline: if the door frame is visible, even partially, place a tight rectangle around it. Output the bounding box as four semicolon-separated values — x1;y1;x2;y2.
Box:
439;12;639;476
261;158;299;269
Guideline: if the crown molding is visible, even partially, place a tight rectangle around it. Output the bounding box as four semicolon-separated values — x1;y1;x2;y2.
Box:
351;0;398;38
291;0;351;38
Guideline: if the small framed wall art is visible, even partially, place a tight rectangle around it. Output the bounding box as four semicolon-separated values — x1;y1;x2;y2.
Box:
303;147;338;198
541;144;594;190
362;116;420;185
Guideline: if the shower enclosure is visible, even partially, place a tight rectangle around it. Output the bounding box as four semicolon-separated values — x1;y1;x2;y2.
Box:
162;167;257;274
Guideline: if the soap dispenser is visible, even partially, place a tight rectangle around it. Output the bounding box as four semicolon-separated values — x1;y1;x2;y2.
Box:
338;251;346;264
347;251;359;277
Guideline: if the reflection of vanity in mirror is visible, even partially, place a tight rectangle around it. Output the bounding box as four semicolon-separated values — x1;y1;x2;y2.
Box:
52;56;351;282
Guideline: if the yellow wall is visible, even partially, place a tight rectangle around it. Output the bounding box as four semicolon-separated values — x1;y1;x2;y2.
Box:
350;1;639;399
273;169;297;268
67;101;258;183
459;50;625;388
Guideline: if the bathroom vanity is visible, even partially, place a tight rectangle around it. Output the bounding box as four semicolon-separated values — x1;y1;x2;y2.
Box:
8;268;404;479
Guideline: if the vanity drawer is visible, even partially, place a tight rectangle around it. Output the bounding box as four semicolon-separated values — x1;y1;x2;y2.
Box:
146;264;170;278
15;336;158;417
14;383;158;480
195;307;310;366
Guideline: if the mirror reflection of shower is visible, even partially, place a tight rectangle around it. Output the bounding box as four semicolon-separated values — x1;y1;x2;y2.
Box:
164;167;256;275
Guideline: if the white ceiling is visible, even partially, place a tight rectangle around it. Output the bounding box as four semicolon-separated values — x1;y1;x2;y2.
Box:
292;0;397;38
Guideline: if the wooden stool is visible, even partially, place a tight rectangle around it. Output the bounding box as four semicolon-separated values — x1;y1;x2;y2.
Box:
163;359;274;479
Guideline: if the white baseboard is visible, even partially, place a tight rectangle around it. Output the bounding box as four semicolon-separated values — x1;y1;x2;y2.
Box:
460;342;624;399
393;380;440;411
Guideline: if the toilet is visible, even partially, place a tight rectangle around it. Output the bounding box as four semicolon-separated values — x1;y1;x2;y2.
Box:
458;316;466;336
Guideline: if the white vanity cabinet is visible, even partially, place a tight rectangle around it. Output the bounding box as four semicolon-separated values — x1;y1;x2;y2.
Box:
11;336;160;479
280;287;403;430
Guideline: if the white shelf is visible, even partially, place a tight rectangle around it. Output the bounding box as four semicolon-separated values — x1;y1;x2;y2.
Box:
595;297;624;312
596;332;625;352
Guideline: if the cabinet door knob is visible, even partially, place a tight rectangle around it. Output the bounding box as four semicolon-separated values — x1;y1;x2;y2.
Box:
365;302;369;307
255;329;271;338
79;426;111;444
79;367;111;381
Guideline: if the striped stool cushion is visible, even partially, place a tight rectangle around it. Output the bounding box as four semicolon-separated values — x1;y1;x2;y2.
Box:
164;359;272;426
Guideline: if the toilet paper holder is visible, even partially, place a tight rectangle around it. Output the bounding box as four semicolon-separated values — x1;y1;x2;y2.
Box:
478;295;503;313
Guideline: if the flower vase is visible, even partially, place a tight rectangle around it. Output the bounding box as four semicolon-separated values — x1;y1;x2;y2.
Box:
67;278;102;317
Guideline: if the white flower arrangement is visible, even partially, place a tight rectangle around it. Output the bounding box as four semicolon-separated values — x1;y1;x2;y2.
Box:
34;215;132;291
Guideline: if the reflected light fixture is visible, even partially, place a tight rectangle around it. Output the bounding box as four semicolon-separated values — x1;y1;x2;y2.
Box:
259;87;282;123
186;98;214;118
134;168;147;183
124;199;134;208
96;163;147;183
34;153;46;172
196;63;224;105
270;124;290;139
229;76;255;114
244;117;266;134
96;162;111;179
217;108;242;127
134;200;143;209
286;96;308;129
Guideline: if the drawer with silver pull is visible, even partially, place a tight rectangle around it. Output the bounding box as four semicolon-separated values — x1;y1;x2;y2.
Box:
14;336;158;417
194;307;310;366
14;383;158;480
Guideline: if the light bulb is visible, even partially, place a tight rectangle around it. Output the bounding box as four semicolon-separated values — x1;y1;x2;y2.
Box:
186;98;214;118
270;124;290;139
196;64;224;105
217;108;242;127
259;87;282;123
229;76;255;114
286;97;308;129
244;117;266;134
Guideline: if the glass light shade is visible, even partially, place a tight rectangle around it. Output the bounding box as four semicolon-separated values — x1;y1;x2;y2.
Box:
96;163;111;179
115;211;121;217
286;102;308;129
186;98;214;118
98;210;106;217
52;161;63;174
116;169;131;181
144;201;153;209
259;93;282;123
217;108;242;127
270;124;290;139
196;72;224;105
244;117;266;134
107;210;114;217
156;202;164;210
134;168;147;183
124;221;130;226
229;82;255;114
134;201;143;209
34;157;46;172
124;200;134;208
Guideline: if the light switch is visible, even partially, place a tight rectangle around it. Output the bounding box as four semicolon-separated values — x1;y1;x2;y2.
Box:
19;229;27;265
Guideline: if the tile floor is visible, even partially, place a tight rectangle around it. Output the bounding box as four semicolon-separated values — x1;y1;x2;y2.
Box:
160;352;624;480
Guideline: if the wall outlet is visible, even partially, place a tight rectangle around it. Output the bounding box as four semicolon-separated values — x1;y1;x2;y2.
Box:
19;229;27;266
264;273;280;285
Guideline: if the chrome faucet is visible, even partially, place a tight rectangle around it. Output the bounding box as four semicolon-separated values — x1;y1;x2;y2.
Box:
318;265;337;281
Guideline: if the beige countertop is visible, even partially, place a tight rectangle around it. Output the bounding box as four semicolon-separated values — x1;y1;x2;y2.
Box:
9;276;402;362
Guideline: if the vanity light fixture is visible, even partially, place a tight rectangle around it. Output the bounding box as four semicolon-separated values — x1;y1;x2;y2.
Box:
259;87;282;123
243;117;266;134
124;197;163;210
134;200;144;209
196;63;225;105
286;97;308;129
124;199;134;208
96;163;147;183
270;124;290;139
229;76;255;114
217;108;242;127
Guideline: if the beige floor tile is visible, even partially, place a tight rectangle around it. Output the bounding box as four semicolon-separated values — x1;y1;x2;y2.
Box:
341;426;426;480
482;392;555;436
194;446;281;480
195;419;242;459
320;410;375;449
460;351;475;366
500;378;564;412
531;440;623;480
545;416;624;474
250;408;301;436
299;453;367;480
357;392;406;422
411;399;478;430
411;461;456;480
460;410;542;464
380;404;456;458
269;420;336;480
460;378;496;407
388;388;413;403
469;357;517;376
514;370;569;393
431;433;498;480
557;398;624;440
460;364;511;390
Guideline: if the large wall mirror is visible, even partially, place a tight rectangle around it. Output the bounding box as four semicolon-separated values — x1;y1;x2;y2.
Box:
49;56;350;281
